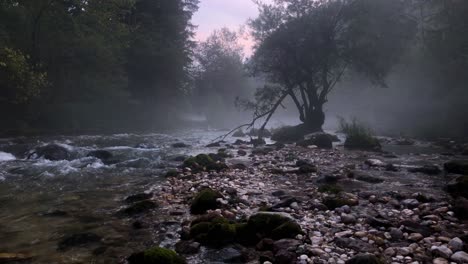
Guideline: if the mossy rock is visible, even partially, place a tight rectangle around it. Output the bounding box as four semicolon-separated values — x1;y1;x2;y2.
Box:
318;184;343;194
271;125;306;143
234;222;257;245
345;253;385;264
190;216;236;247
271;222;303;240
190;189;223;214
183;154;227;173
165;169;179;178
344;135;381;151
232;130;245;137
247;213;302;241
447;176;468;198
128;247;186;264
323;193;358;210
121;200;157;216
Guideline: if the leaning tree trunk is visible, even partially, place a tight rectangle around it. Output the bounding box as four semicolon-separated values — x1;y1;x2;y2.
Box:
303;104;325;133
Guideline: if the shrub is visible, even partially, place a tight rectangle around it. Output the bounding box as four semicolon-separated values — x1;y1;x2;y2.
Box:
338;117;381;151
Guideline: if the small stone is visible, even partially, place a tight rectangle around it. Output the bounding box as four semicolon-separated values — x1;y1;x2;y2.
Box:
408;233;424;242
390;228;404;240
432;246;453;259
433;258;449;264
384;247;396;257
341;213;357;225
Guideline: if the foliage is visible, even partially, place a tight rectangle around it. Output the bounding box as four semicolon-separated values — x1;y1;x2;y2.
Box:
338;117;381;151
0;0;199;133
193;27;252;126
247;0;416;132
0;47;47;105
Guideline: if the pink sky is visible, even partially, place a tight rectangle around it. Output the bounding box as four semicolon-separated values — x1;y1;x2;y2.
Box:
192;0;271;56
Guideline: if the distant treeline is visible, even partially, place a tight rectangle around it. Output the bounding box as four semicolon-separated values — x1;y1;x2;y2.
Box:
0;0;199;135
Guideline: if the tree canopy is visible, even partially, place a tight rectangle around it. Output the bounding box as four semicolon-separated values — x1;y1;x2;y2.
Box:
246;0;416;134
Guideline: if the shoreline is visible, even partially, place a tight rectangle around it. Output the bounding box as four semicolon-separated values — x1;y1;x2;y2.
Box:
139;141;468;264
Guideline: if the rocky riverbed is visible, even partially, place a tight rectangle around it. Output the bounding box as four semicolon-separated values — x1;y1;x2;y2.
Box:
0;132;467;264
123;138;468;264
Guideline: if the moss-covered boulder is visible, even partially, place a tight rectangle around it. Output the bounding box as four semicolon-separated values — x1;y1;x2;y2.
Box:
271;125;306;143
190;188;223;214
447;176;468;198
128;247;186;264
183;154;227;173
190;218;237;247
323;193;359;210
245;213;303;243
444;160;468;175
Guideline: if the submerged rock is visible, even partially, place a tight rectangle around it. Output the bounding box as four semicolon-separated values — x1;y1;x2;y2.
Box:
86;150;112;162
29;144;71;161
125;193;153;203
172;142;190;148
447;176;468;198
444;160;468;175
120;200;158;216
128;247;186;264
408;165;442;175
57;232;101;251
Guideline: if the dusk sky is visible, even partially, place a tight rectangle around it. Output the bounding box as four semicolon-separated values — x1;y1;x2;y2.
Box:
192;0;271;55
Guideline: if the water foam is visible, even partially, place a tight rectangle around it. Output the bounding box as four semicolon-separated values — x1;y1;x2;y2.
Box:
0;151;16;162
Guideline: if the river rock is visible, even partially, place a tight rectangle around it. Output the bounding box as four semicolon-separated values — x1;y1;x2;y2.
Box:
172;142;189;148
408;165;442;175
87;150;112;162
175;241;200;254
345;253;384;264
448;237;464;252
433;257;449;264
206;246;243;263
451;251;468;263
390;228;404;240
29;144;71;161
340;213;357;224
273;239;301;252
432;246;453;259
334;237;376;253
128;247;186;264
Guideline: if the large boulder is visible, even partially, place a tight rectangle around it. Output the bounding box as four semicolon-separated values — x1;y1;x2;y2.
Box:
189;215;237;247
29;144;71;161
444;160;468;175
128;247;186;264
447;176;468;198
297;133;333;149
271;125;307;143
452;197;468;220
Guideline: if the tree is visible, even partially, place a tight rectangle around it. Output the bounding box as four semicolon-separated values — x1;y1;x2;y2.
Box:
245;0;415;136
193;28;252;127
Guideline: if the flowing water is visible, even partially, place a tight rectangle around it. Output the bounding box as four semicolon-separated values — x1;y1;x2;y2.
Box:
0;130;229;263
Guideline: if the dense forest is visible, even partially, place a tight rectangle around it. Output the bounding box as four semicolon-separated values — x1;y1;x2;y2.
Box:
0;0;467;138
